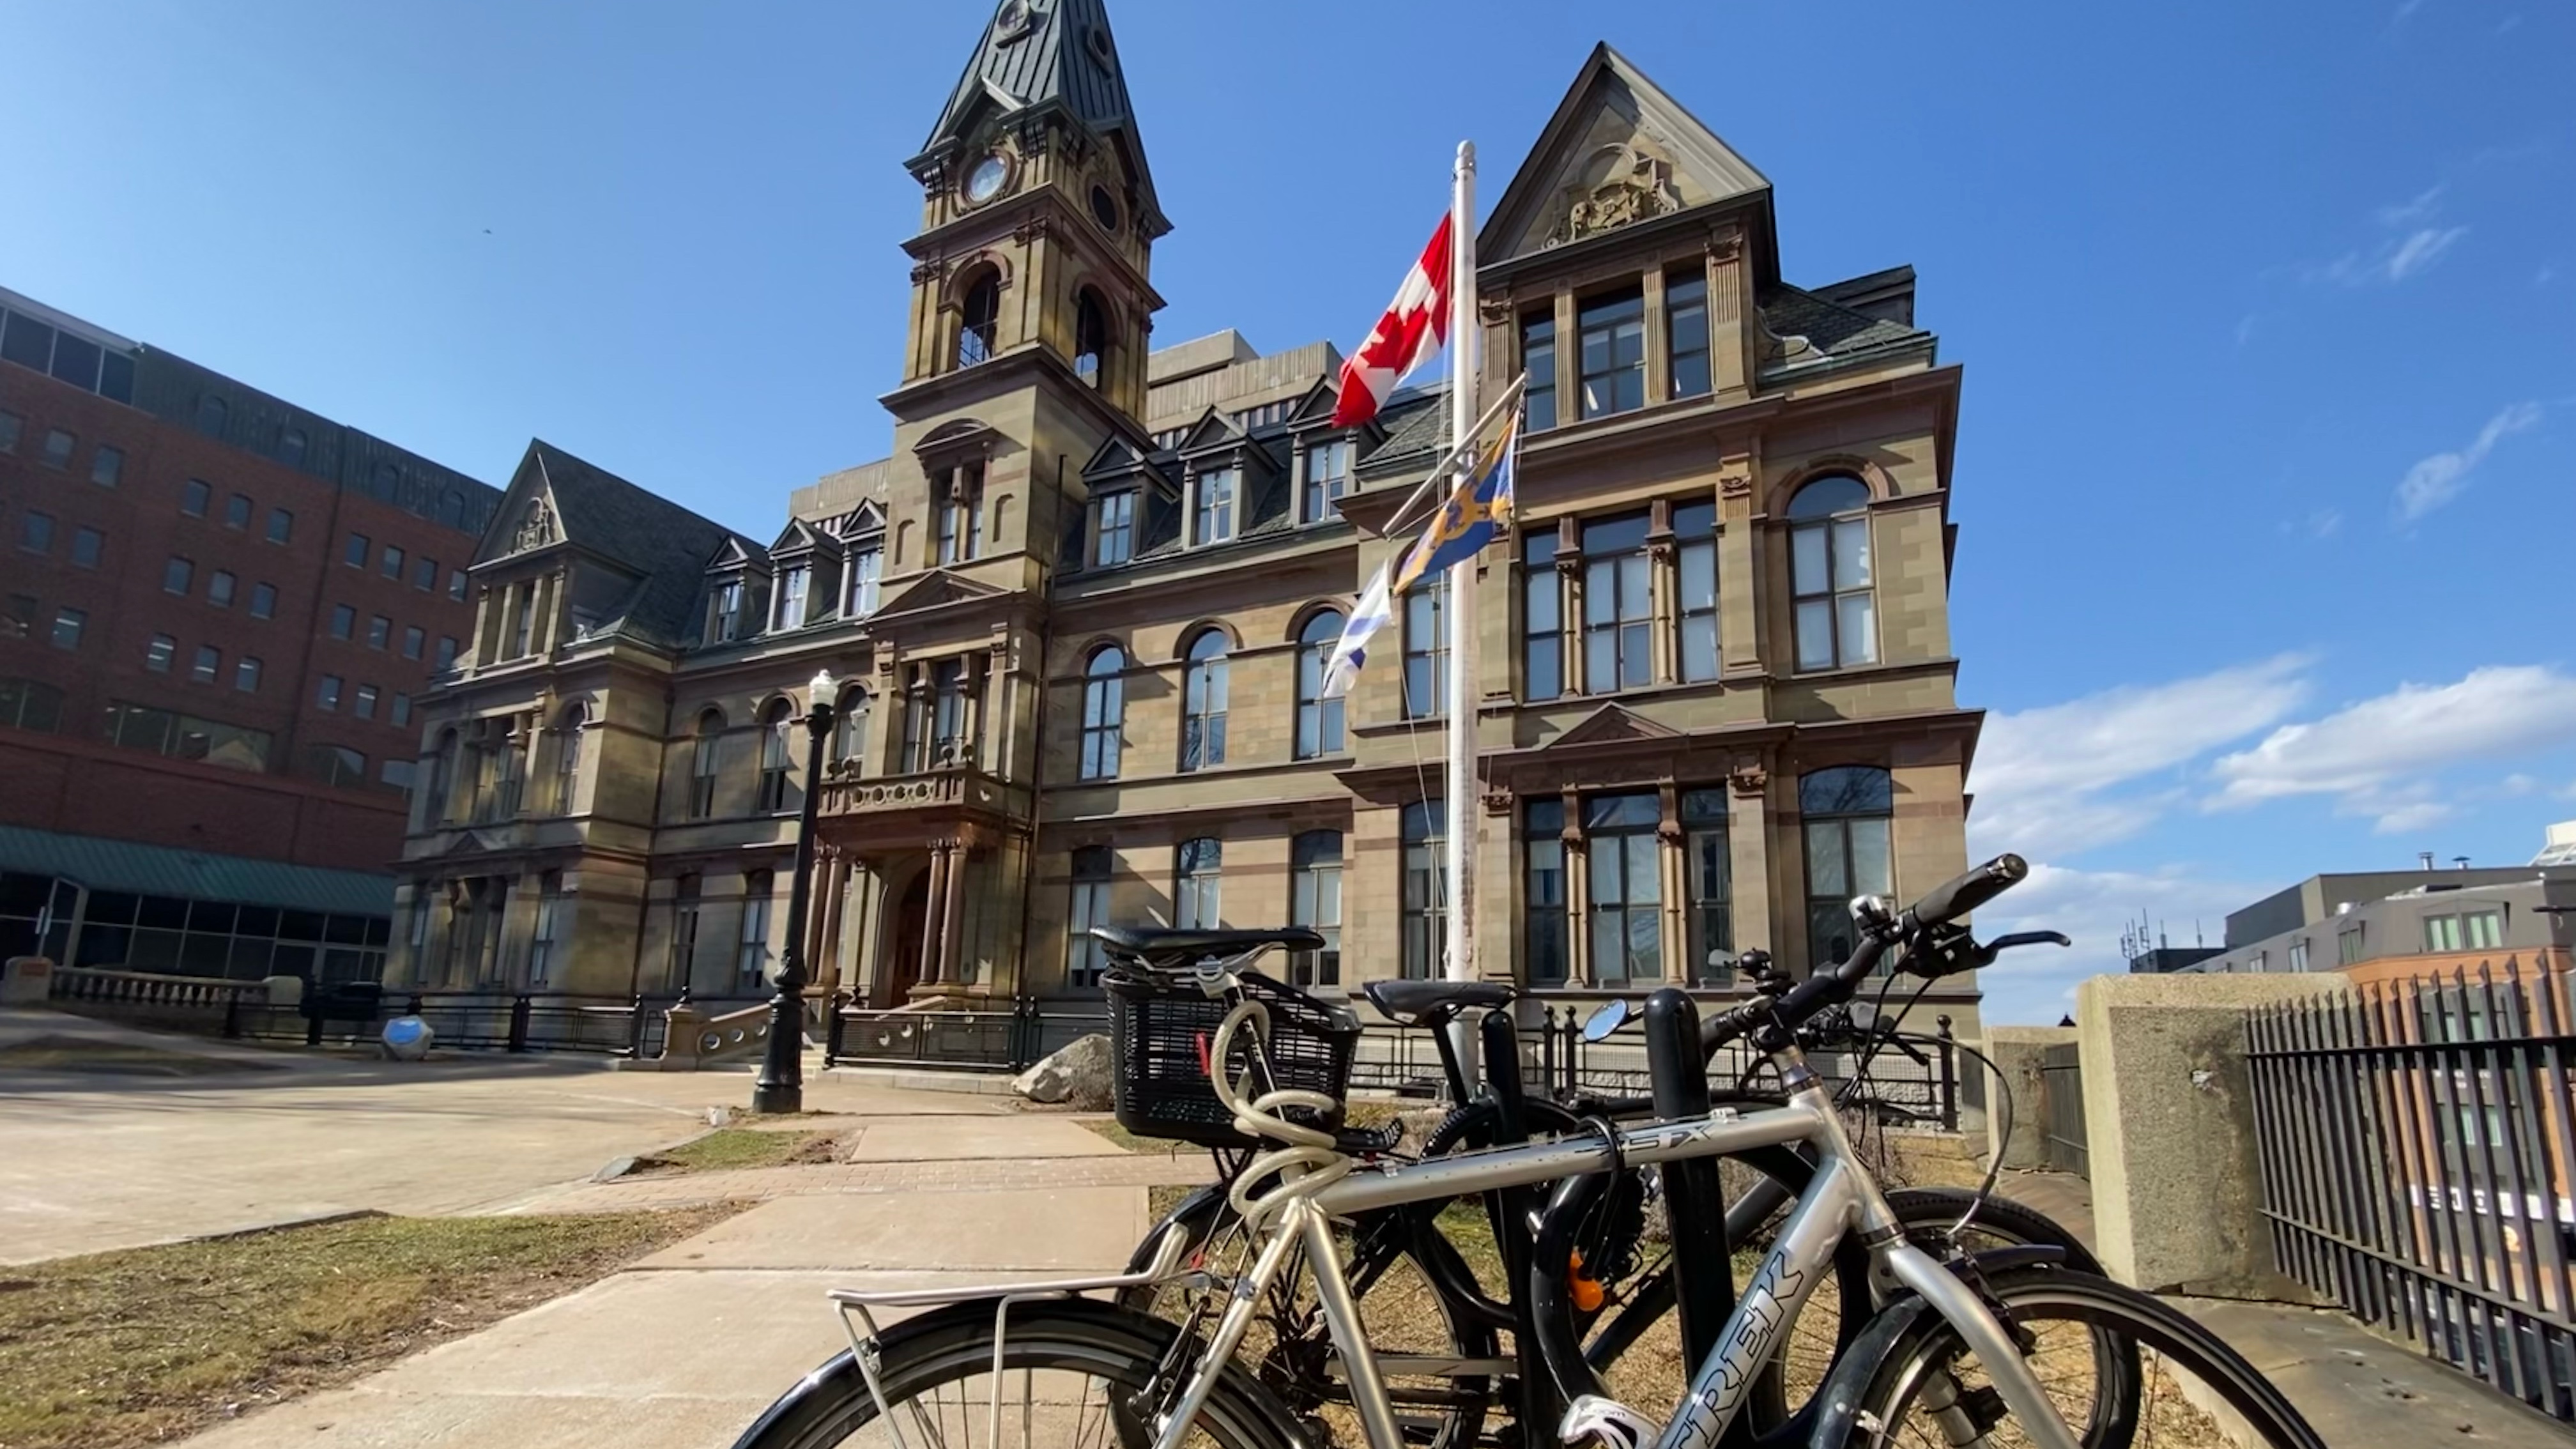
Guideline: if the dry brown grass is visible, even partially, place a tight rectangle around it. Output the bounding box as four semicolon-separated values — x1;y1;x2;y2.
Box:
0;1208;729;1449
634;1128;837;1173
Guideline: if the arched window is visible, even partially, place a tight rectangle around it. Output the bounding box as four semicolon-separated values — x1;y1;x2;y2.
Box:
1294;610;1345;759
689;709;724;819
1180;630;1228;772
958;271;1000;367
1787;477;1876;671
756;698;794;813
1074;290;1108;385
553;703;587;813
1800;766;1894;972
195;394;227;436
1080;646;1124;781
1289;831;1343;987
832;685;871;773
1174;838;1222;930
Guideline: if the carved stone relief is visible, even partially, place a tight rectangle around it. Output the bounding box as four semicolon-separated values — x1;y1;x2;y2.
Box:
512;498;556;553
1544;141;1683;249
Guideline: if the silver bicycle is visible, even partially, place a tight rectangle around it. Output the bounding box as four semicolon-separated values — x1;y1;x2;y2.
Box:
732;856;2327;1449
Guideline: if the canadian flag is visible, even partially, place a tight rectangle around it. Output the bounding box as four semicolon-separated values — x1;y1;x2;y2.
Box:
1330;213;1453;429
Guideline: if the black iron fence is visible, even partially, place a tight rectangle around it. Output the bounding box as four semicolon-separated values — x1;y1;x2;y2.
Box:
2246;963;2576;1423
824;995;1111;1073
1528;1006;1961;1131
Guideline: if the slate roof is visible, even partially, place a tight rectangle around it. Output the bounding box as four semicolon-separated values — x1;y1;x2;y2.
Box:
1358;389;1452;471
1758;284;1928;364
521;441;752;649
921;0;1156;221
0;823;393;917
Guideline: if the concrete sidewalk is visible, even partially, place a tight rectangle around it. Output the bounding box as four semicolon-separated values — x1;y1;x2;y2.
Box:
1997;1170;2568;1449
174;1109;1189;1449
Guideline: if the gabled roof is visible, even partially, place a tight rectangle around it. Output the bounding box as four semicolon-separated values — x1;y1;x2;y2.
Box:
704;535;769;571
1175;406;1249;457
1480;43;1773;270
474;441;748;648
916;0;1162;227
870;568;1010;622
1284;378;1344;430
1544;702;1683;751
827;499;887;539
1082;431;1172;487
768;517;839;560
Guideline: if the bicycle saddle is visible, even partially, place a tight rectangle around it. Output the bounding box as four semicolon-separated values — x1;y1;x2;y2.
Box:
1091;924;1324;962
1363;978;1516;1025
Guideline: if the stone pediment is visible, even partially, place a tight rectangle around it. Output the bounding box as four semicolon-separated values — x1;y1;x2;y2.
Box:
829;499;887;540
870;568;1008;620
1174;407;1246;457
1284;378;1344;430
1544;702;1683;751
704;535;766;571
1481;43;1771;265
768;517;836;559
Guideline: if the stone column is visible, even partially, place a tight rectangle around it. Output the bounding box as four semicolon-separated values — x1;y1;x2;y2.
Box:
471;586;499;669
1982;1025;2077;1170
1706;227;1751;400
1726;764;1773;969
1658;783;1687;983
917;845;951;988
1551;290;1578;415
1561;790;1591;987
938;841;972;987
1640;267;1670;404
1717;457;1761;680
1555;540;1586;697
1648;526;1678;685
2076;972;2343;1296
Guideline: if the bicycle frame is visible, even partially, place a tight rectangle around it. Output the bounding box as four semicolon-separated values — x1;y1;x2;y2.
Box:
1148;1050;2084;1449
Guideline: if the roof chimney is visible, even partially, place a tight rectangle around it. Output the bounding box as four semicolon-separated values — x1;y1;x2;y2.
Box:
2454;855;2471;870
2419;852;2436;871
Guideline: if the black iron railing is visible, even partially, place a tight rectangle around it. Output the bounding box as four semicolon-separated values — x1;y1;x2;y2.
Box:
2246;963;2576;1423
1529;1006;1961;1131
822;995;1112;1073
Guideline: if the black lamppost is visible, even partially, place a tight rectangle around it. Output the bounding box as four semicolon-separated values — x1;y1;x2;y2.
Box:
753;669;836;1115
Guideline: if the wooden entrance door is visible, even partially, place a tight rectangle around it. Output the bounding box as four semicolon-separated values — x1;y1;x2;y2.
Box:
884;868;930;1004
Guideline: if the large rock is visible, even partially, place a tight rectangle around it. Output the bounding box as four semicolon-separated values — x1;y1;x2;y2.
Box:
1013;1032;1114;1110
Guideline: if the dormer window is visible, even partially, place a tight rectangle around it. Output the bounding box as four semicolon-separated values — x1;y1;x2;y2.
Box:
1091;489;1135;567
1190;467;1237;547
773;565;809;631
1302;440;1353;523
847;544;882;615
958;272;1000;367
705;578;744;645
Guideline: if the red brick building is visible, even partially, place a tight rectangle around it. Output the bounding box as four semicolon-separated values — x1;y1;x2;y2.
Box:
0;284;498;980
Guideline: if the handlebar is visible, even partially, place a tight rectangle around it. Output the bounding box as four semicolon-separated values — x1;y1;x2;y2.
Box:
1696;853;2031;1053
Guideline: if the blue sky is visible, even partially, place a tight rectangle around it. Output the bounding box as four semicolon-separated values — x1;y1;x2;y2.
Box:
5;1;2570;1023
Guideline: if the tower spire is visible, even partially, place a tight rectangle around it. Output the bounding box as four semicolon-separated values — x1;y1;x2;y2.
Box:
910;0;1163;238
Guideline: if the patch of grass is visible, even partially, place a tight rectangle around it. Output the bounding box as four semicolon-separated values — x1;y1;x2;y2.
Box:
0;1208;728;1449
1078;1119;1192;1155
636;1128;837;1174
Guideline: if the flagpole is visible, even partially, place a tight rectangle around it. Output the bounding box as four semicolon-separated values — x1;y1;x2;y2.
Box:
1442;140;1480;1017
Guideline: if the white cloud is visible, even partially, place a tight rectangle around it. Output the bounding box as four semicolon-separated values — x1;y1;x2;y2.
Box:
2395;401;2543;519
2375;185;2446;228
1974;863;2264;1027
2384;226;2469;280
2207;666;2576;828
2370;799;2454;835
1968;656;2310;860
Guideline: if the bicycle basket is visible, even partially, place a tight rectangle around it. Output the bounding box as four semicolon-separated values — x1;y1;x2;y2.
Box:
1105;969;1362;1149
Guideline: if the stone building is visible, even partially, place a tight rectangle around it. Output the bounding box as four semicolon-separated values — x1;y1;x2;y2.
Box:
389;0;1986;1035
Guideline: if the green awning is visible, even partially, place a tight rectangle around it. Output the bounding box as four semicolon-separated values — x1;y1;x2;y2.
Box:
0;824;395;917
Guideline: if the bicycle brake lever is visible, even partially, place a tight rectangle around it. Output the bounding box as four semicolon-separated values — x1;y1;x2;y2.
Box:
1987;930;2072;951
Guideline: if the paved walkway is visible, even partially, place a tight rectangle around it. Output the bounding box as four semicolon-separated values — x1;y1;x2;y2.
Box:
0;1008;1008;1264
1993;1169;2568;1449
176;1106;1184;1449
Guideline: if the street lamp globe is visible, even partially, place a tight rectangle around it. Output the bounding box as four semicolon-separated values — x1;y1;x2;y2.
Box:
810;668;836;703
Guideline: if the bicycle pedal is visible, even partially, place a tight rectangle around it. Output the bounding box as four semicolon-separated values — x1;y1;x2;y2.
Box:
1558;1394;1656;1449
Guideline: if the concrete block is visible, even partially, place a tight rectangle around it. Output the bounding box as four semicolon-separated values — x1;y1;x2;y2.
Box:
1982;1025;2074;1171
2075;972;2342;1298
0;956;53;1006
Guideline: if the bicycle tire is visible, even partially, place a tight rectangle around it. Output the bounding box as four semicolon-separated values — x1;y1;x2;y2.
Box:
729;1297;1302;1449
1838;1264;2327;1449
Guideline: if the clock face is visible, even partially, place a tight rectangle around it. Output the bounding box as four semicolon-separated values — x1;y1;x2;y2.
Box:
964;154;1008;206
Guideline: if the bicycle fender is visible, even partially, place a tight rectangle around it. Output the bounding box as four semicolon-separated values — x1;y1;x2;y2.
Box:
1124;1181;1230;1272
1799;1294;1936;1449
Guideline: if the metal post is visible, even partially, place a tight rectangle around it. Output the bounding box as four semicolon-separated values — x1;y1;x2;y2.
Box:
624;993;645;1059
507;993;532;1052
1936;1013;1958;1133
1644;986;1734;1370
1441;138;1482;1089
825;989;850;1066
222;987;243;1040
753;678;836;1115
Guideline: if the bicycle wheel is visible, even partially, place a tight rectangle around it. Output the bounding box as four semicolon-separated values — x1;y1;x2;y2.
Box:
1844;1264;2326;1449
1119;1186;1501;1449
730;1297;1301;1449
